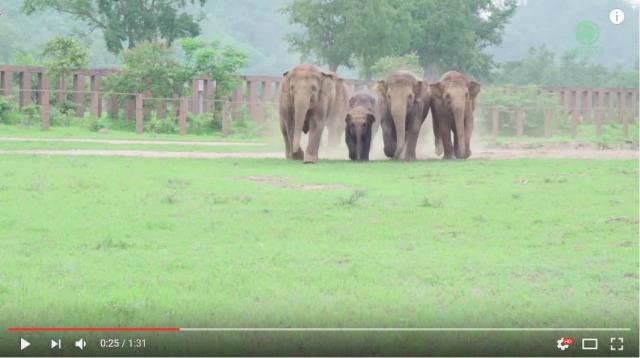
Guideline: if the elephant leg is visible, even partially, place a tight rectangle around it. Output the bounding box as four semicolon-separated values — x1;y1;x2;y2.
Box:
279;108;293;159
463;111;473;159
288;121;303;160
432;115;444;156
304;115;325;163
404;119;422;161
439;120;455;160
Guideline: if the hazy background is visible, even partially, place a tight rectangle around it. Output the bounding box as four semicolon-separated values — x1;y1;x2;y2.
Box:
0;0;637;77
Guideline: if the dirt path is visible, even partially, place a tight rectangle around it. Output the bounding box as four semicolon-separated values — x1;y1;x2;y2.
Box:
0;136;267;146
0;148;636;160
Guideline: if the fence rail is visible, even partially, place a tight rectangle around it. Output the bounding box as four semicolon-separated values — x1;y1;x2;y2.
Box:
0;65;637;137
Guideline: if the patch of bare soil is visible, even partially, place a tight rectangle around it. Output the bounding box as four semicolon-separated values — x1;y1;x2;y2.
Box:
241;175;351;191
0;136;267;146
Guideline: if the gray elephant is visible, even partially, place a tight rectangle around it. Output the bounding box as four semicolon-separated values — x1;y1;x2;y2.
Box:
430;71;481;159
325;79;351;147
374;71;431;160
278;64;337;163
345;91;377;161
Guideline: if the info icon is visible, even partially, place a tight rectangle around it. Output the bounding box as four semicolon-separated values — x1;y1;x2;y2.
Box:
557;337;574;351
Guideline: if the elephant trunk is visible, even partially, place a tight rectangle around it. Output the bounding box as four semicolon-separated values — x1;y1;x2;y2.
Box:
292;96;310;154
355;129;362;160
390;100;407;159
452;104;466;159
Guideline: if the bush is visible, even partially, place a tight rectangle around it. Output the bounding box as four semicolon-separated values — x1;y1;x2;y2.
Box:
477;86;563;137
145;115;177;134
188;113;214;134
20;104;41;127
85;115;110;132
0;96;17;123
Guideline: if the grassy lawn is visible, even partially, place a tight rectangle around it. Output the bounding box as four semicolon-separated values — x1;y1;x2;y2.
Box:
0;156;637;355
0;140;280;153
0;123;274;142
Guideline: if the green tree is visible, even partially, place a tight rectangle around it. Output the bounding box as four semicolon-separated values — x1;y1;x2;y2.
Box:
282;0;408;75
40;36;89;80
103;41;189;98
21;0;206;54
180;38;248;97
406;0;517;79
369;53;423;80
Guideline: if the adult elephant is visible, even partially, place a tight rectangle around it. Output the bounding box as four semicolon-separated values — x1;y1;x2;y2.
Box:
325;79;351;147
278;64;337;163
374;71;431;160
430;71;481;159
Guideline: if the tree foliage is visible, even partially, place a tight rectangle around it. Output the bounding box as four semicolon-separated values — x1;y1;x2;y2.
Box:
103;39;248;99
40;36;89;80
282;0;409;75
493;45;639;88
369;53;423;80
180;38;248;96
283;0;516;78
103;41;189;98
21;0;206;54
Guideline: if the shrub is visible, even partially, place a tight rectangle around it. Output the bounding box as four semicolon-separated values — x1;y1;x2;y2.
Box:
20;104;41;127
188;113;214;134
145;115;177;134
0;96;17;123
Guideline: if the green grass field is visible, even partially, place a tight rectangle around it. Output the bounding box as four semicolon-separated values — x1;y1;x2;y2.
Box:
0;152;638;355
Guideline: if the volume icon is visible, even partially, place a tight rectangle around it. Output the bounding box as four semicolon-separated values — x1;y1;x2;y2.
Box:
74;338;87;350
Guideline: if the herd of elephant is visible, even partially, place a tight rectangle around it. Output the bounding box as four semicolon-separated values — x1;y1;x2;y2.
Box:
278;64;481;163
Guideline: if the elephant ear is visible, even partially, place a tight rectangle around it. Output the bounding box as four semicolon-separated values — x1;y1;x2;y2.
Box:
345;113;352;124
469;81;481;99
373;80;386;101
414;80;430;102
430;82;444;99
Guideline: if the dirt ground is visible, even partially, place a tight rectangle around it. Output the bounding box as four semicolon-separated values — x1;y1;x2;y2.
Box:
0;147;636;160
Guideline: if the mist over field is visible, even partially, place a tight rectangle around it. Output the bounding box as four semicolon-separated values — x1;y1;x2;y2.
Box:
0;0;637;77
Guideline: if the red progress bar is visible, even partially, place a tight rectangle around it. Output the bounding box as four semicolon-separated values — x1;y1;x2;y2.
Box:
8;327;180;332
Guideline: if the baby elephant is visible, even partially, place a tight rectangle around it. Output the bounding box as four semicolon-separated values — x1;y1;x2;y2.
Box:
345;92;377;161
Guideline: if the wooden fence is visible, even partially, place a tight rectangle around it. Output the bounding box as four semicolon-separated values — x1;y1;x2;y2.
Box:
0;65;637;138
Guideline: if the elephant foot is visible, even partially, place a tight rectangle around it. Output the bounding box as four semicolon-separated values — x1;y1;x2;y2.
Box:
463;150;471;159
291;149;304;160
443;154;455;160
435;139;444;156
303;152;318;164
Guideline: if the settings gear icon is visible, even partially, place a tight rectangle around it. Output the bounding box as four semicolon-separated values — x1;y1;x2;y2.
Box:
557;337;574;351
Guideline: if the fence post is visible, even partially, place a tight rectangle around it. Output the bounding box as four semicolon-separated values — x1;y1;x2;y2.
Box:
157;100;166;119
108;95;118;119
135;93;143;134
56;77;66;103
543;108;552;137
622;108;630;139
203;79;214;113
90;75;101;118
191;79;200;114
231;84;242;120
126;98;135;120
222;100;229;137
179;98;187;135
516;107;524;137
20;71;32;108
593;90;601;136
73;74;85;117
570;105;580;138
583;89;592;123
491;107;499;139
41;75;50;131
246;79;259;123
2;70;12;96
262;81;272;120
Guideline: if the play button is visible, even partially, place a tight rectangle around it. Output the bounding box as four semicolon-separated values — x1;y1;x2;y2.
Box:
20;338;31;350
